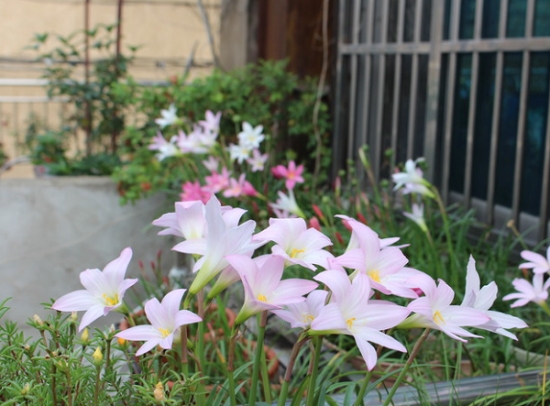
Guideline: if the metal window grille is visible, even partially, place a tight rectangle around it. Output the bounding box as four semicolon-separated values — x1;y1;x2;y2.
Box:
333;0;550;242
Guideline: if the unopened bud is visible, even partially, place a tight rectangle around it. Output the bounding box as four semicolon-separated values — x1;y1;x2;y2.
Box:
33;315;43;326
21;383;30;396
81;328;89;344
154;382;165;401
92;347;103;365
70;312;78;322
117;337;126;346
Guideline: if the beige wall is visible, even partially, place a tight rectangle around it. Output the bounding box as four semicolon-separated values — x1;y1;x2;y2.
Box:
0;0;222;178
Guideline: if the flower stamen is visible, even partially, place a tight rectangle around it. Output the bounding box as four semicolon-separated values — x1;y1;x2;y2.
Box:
367;270;381;283
433;310;445;325
102;293;119;307
290;248;305;258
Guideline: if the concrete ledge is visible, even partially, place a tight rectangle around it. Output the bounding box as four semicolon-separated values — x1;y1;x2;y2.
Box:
0;176;176;328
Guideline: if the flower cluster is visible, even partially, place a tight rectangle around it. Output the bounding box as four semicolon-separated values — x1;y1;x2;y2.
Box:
148;106;306;218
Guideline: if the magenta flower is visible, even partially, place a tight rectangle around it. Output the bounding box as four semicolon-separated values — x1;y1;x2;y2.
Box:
254;218;333;271
115;289;202;356
503;273;550;308
51;248;138;331
226;254;318;324
204;167;231;193
180;180;211;203
310;271;410;370
519;247;550;274
271;161;304;190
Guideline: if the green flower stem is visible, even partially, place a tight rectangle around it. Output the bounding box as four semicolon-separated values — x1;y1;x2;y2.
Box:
249;312;268;406
382;328;431;406
196;290;207;373
180;325;188;376
228;326;238;406
259;312;272;404
352;370;374;406
93;364;101;405
277;335;310;406
540;302;550;318
431;186;459;285
305;336;323;406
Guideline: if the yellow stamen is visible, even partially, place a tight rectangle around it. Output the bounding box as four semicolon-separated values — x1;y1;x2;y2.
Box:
290;248;305;258
367;270;381;283
102;293;119;307
158;328;170;338
346;317;356;330
433;310;445;325
257;294;268;302
302;314;315;324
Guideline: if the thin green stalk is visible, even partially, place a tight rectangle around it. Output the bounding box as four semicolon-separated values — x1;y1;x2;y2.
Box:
180;325;188;376
259;313;272;404
431;187;459;285
50;363;58;406
93;364;101;405
228;326;238;406
305;336;323;406
249;312;267;406
352;370;374;406
382;328;431;406
277;335;309;406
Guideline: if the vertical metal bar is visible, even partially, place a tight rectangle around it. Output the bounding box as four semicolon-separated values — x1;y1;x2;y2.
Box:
372;0;388;181
345;0;362;164
358;0;375;155
442;0;461;202
486;0;508;226
332;0;347;178
511;0;535;225
406;0;423;159
538;85;550;241
391;0;405;168
462;0;484;208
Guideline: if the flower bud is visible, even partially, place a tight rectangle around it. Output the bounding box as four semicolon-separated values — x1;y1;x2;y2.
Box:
92;347;103;366
70;312;78;322
81;328;89;344
117;337;126;346
154;382;165;402
21;383;30;396
33;315;43;326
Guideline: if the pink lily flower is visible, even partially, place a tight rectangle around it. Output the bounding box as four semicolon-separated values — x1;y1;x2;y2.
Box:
403;275;490;342
271;161;304;190
247;149;269;172
272;290;328;329
148;132;179;161
51;248;138;331
180;181;211;203
311;271;410;370
462;256;527;339
202;156;219;173
333;220;414;297
223;174;258;198
115;289;202;356
392;159;434;198
173;196;264;294
152;200;246;242
503;273;550;308
199;110;222;135
226;254;318;324
253;218;333;271
204;167;231;193
519;247;550;274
